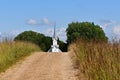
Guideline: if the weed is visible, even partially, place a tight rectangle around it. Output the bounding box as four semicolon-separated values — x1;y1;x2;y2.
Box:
70;39;120;80
0;41;41;72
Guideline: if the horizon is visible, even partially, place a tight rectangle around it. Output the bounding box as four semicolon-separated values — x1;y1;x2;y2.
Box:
0;0;120;42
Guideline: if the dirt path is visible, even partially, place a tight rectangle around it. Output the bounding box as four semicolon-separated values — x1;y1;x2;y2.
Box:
0;52;78;80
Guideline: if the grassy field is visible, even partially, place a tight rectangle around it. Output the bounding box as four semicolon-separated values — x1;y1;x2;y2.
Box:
0;41;41;72
70;40;120;80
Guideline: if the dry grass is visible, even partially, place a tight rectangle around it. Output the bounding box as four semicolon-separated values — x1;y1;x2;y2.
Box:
0;41;41;72
70;39;120;80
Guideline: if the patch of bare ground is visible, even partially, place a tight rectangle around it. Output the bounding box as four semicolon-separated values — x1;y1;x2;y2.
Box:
0;52;79;80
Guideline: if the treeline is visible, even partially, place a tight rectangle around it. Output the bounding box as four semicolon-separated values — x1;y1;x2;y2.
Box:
14;22;108;52
14;31;67;52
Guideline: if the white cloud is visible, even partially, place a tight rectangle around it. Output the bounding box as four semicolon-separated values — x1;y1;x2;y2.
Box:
9;30;20;36
27;18;53;26
41;18;53;26
57;28;66;42
0;30;20;42
100;19;115;24
45;28;66;36
45;28;53;36
44;27;67;42
99;19;115;30
0;32;1;36
113;26;120;35
27;19;38;25
57;28;66;36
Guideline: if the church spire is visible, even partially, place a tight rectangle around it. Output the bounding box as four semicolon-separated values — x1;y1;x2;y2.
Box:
48;23;62;52
53;23;56;39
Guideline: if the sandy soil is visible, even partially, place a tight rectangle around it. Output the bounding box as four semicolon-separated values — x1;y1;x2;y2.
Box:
0;52;78;80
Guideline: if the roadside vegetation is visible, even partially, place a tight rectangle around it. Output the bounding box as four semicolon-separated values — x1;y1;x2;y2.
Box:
0;41;41;72
70;39;120;80
1;21;119;80
67;22;119;80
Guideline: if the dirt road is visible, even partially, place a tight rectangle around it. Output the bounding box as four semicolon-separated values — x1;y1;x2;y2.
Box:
0;52;78;80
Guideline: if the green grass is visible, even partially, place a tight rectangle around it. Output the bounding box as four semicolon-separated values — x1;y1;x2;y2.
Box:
70;40;120;80
0;41;41;72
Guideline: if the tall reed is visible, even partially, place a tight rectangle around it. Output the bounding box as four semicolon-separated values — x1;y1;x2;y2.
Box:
71;39;120;80
0;41;41;72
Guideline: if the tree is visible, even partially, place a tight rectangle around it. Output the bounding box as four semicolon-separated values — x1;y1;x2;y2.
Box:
14;31;52;51
66;22;108;43
58;38;67;52
42;36;52;51
14;31;44;45
14;30;67;52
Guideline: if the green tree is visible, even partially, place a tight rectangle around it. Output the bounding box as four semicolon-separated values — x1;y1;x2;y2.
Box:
14;31;44;45
58;38;67;52
14;31;47;51
42;36;52;51
66;22;108;43
14;30;67;52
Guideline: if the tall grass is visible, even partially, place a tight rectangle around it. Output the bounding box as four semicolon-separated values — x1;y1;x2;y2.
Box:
70;39;120;80
0;41;41;72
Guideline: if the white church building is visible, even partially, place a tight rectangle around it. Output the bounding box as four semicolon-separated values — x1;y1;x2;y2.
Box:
48;26;62;52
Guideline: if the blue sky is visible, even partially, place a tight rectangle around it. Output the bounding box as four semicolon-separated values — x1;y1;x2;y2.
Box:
0;0;120;42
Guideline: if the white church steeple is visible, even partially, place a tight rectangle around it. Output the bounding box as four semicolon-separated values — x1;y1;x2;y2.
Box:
48;25;62;52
